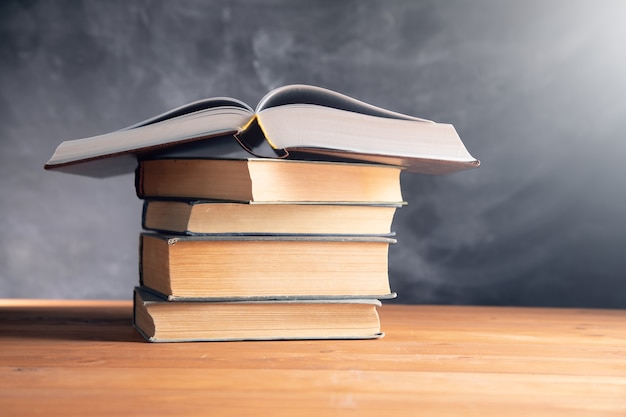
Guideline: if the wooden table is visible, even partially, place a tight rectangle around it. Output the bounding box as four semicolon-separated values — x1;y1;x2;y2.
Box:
1;300;625;416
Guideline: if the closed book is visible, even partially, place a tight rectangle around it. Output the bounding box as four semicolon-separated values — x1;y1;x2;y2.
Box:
140;233;395;300
133;287;384;342
142;199;400;236
135;158;403;204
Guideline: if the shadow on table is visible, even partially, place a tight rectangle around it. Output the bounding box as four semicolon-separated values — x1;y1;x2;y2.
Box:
0;304;144;343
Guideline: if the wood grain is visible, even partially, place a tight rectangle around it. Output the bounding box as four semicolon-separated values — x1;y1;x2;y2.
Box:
1;300;624;416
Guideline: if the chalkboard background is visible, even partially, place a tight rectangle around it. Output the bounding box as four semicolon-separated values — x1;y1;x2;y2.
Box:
2;0;625;307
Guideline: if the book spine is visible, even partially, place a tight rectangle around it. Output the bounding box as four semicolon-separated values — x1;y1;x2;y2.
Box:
137;234;145;287
234;115;288;159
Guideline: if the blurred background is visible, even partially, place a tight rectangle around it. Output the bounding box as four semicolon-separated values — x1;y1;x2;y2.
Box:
1;0;625;307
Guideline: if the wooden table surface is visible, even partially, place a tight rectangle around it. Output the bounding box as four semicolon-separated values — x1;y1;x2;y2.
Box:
0;299;625;416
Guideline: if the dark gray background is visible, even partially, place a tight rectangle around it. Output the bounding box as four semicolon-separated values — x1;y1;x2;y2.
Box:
1;0;625;307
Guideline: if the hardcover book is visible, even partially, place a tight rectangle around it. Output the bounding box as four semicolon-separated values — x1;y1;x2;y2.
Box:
142;200;400;236
140;233;396;300
135;158;404;204
45;84;479;177
133;287;384;342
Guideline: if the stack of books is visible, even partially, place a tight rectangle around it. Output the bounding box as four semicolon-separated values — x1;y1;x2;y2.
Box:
133;157;403;341
45;84;479;342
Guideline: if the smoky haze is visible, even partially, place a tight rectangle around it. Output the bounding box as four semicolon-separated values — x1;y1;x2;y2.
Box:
1;0;625;307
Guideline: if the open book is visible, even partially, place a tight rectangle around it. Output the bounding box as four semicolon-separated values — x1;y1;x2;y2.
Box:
45;84;480;177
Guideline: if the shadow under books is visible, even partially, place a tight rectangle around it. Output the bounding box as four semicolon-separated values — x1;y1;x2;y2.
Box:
0;304;143;343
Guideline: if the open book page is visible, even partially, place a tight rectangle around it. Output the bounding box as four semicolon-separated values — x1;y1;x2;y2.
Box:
124;97;253;129
256;84;433;122
45;106;253;168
